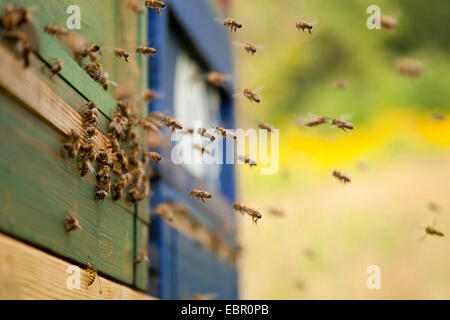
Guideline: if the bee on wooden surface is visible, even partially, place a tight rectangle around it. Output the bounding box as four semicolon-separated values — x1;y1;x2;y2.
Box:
206;71;228;87
0;4;34;31
189;189;212;203
113;47;130;62
419;217;445;242
121;115;137;141
95;186;109;202
49;59;64;77
112;173;131;201
380;15;398;30
236;87;263;104
84;61;103;82
215;126;236;140
77;156;93;177
86;256;102;294
332;170;351;184
238;155;257;168
247;208;262;224
79;137;96;160
96;165;111;181
43;25;69;37
295;20;317;34
125;0;145;14
96;149;113;168
333;78;347;89
232;202;249;215
63;128;82;158
85;124;96;138
136;46;157;57
64;215;82;232
135;249;149;264
198;128;216;141
145;0;166;15
193;144;211;155
81;102;99;125
296;114;329;128
232;42;263;55
109;111;128;136
216;18;242;32
395;58;424;78
258;122;274;132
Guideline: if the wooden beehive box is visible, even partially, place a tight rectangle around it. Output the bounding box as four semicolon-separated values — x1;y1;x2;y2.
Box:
0;0;151;298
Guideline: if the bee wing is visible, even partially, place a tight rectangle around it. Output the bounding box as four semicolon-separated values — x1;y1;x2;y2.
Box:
255;45;264;50
339;113;353;121
253;86;264;92
232;92;243;99
214;17;225;24
310;20;319;25
232;41;246;48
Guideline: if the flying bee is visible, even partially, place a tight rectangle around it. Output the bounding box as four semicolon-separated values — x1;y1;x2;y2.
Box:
247;208;262;224
332;117;354;132
198;128;216;141
63;128;82;158
258;122;274;132
333;78;347;88
50;59;64;77
139;117;163;133
431;113;446;121
162;116;183;132
395;58;424;78
64;215;82;232
216;18;242;32
428;202;441;213
232;42;263;55
418;216;445;242
145;0;166;14
193;144;211;155
60;33;89;60
155;203;175;222
189;189;212;203
238;155;257;168
215;127;236;140
232;202;249;215
125;0;145;14
268;208;285;217
380;15;398;30
206;71;228;87
295;20;317;34
89;44;102;55
237;87;263;104
178;128;194;135
296;113;329;128
332;170;351;184
43;24;69;37
113;48;129;62
0;4;34;31
147;151;162;163
141;88;159;103
136;46;157;57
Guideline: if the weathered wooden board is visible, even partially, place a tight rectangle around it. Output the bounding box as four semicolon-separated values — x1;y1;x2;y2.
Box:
0;90;137;286
0;233;155;300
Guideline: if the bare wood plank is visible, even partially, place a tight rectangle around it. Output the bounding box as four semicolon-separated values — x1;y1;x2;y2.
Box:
0;233;155;300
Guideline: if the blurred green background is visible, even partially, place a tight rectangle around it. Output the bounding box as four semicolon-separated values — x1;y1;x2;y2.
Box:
228;0;450;299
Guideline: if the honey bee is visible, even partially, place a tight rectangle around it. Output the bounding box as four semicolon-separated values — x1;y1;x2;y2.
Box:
198;128;216;141
232;202;249;214
78;156;93;177
84;61;103;82
247;208;262;224
193;144;211;155
96;149;113;168
95;186;109;202
380;15;398;30
258;122;274;132
89;44;102;55
141;89;159;103
113;48;130;62
139;117;163;133
296;114;329;128
112;173;131;201
206;71;228;87
333;78;347;88
295;20;317;33
215;126;236;140
216;18;242;32
189;189;212;203
63;128;82;158
430;113;446;121
428;202;441;213
177;128;194;135
125;0;145;14
145;0;166;14
395;58;424;78
50;59;64;77
147;151;162;163
117;100;132;117
0;4;34;30
162;116;183;132
332;170;351;184
155;203;175;222
238;155;257;167
121;115;137;141
419;217;445;242
109;111;128;136
96;165;111;181
60;33;89;59
268;208;285;217
232;42;263;55
332;117;354;132
134;249;149;264
64;215;82;232
136;46;157;57
81;102;99;125
85;124;97;138
239;87;263;104
43;25;69;37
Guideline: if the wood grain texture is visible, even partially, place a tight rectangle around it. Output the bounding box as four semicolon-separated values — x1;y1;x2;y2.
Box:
0;233;155;300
